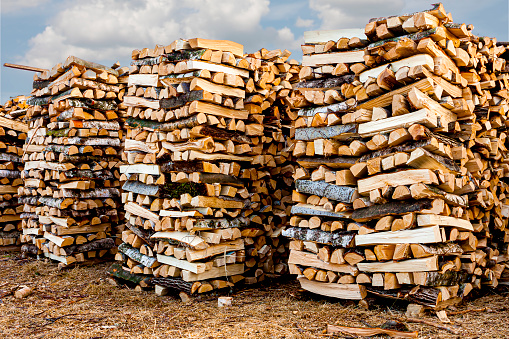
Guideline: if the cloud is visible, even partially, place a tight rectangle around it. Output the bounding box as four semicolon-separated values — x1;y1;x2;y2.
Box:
20;0;271;68
308;0;405;30
295;17;314;28
1;0;49;13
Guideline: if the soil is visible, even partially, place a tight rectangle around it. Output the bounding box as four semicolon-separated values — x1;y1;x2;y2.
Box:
1;253;508;338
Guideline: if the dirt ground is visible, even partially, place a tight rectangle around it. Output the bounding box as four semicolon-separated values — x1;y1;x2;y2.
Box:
1;253;508;339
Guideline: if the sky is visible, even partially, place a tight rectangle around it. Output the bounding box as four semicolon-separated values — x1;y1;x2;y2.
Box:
1;0;508;103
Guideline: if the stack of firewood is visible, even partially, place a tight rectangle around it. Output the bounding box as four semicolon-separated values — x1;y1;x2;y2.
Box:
0;97;28;251
283;3;509;307
113;38;300;296
19;56;124;266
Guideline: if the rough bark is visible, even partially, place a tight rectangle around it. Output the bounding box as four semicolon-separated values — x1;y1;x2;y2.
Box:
296;180;357;203
282;227;355;247
295;124;358;141
64;137;121;147
126;222;155;247
126;113;206;132
192;217;250;229
160;91;205;110
63;238;115;255
61;169;114;180
294;74;355;89
21;244;39;256
351;199;434;222
159;161;203;172
190;125;252;143
117;243;158;268
109;263;152;285
150;277;194;294
61;188;119;199
297;157;357;169
0;170;21;179
298;102;357;117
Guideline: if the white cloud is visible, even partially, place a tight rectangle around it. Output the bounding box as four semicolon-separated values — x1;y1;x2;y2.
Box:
309;0;405;30
1;0;49;13
295;17;314;28
20;0;271;68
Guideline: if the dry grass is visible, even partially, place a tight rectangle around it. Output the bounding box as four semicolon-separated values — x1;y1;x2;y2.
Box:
0;253;508;338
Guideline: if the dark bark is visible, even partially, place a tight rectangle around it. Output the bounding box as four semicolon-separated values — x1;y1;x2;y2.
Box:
61;169;114;180
109;263;152;285
150;277;194;294
294;74;355;89
190;125;252;143
159;161;204;172
126;222;155;247
63;238;115;255
297;157;357;169
27;96;51;106
351;199;434;222
21;244;39;255
282;227;355;248
160;91;204;109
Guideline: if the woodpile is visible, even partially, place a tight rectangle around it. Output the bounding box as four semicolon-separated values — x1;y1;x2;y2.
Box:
113;38;300;296
19;56;125;267
283;3;509;307
0;96;28;251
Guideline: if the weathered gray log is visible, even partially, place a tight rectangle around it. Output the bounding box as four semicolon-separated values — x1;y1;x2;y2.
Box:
190;125;252;143
0;170;20;178
166;49;207;62
295;124;358;141
27;96;51;106
297;156;357;169
351;199;434;222
60;169;114;180
192;217;250;229
126;222;155;246
20;213;38;220
38;197;72;209
127;114;205;132
118;243;158;268
150;277;194;294
63;238;115;255
0;231;21;238
0;200;21;208
84;99;117;111
64;137;121;147
55;108;77;122
291;204;352;218
122;181;160;196
109;263;152;285
294;74;355;89
131;56;166;66
296;180;358;203
298;102;357;117
21;244;39;255
0;153;21;163
61;188;119;199
282;227;355;247
77;121;120;130
33;80;50;90
160;91;204;109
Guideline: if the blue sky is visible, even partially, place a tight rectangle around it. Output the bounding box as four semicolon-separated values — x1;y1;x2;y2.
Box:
1;0;507;103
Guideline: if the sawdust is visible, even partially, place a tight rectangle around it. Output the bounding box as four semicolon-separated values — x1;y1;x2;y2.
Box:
0;253;508;338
